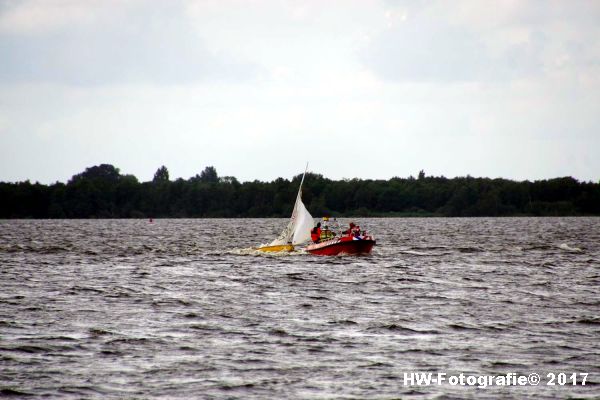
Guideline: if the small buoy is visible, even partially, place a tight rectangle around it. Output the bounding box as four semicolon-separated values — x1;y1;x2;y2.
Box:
149;218;153;223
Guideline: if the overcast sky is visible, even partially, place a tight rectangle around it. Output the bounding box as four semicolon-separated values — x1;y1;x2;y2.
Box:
1;0;598;183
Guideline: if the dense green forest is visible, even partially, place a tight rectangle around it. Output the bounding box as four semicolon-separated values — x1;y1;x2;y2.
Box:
1;164;599;218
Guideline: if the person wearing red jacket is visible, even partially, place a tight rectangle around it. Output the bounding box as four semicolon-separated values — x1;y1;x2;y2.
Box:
310;222;322;243
343;222;361;237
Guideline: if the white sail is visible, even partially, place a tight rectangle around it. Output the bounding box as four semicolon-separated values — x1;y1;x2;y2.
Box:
269;166;313;246
291;194;313;244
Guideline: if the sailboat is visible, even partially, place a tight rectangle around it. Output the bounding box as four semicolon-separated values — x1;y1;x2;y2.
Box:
256;166;314;252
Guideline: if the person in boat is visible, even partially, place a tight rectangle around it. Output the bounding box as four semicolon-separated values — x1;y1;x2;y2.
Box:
343;222;361;238
310;222;322;243
320;219;335;242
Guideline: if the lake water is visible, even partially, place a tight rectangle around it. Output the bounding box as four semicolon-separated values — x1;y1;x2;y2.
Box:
1;217;599;399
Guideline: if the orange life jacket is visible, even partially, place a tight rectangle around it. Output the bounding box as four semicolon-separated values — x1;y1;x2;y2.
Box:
310;227;321;242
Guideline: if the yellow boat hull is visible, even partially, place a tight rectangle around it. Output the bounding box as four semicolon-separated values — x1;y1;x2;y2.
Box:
256;244;294;252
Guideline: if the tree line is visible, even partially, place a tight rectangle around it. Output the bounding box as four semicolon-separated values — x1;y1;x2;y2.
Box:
1;164;599;218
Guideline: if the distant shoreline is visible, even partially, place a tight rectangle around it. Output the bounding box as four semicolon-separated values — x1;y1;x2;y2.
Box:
2;215;600;221
1;164;599;218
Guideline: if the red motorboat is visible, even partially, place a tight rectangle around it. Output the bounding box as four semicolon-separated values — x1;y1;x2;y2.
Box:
305;235;376;256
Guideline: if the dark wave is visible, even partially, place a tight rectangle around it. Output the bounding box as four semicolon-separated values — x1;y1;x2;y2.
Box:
457;246;485;253
328;319;358;326
368;324;439;335
0;388;35;397
447;323;480;331
573;317;600;325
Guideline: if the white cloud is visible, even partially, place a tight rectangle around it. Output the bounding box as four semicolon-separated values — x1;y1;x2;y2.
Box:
365;0;600;83
362;15;544;82
0;0;262;85
0;0;99;34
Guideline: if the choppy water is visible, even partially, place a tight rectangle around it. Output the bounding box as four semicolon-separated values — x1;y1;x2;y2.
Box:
1;218;599;399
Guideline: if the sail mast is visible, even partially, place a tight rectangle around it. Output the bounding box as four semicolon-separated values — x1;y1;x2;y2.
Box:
297;162;308;198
